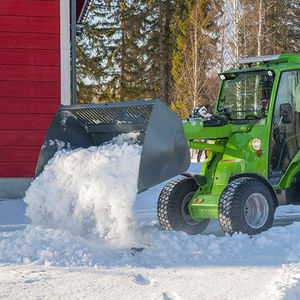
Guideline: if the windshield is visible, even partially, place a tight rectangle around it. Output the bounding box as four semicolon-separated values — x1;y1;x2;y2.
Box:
218;71;274;120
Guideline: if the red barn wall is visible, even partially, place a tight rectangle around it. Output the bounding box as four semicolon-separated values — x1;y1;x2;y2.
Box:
0;0;61;178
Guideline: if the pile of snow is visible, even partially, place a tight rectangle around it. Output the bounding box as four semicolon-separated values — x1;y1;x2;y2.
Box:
24;135;141;246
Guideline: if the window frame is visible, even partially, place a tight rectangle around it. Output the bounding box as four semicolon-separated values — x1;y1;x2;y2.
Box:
268;69;300;180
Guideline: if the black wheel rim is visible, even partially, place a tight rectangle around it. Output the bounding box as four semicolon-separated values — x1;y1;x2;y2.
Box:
180;192;199;226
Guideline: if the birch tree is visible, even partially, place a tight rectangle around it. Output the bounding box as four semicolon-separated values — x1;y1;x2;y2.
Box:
236;0;299;59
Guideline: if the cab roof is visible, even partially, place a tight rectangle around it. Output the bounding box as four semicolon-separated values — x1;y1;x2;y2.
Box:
221;54;300;75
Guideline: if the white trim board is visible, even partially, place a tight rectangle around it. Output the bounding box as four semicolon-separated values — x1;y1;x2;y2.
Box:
60;0;71;105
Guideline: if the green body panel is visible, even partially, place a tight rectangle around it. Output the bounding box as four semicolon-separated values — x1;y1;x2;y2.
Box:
189;195;219;219
184;122;233;140
275;152;300;189
183;54;300;220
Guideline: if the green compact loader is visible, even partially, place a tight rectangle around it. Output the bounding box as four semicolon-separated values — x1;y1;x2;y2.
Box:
157;54;300;235
37;54;300;236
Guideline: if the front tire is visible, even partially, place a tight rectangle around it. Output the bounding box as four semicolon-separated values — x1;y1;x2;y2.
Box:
218;177;275;235
157;178;209;235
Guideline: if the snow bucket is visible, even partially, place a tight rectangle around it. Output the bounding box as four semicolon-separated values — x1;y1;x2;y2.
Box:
35;99;190;192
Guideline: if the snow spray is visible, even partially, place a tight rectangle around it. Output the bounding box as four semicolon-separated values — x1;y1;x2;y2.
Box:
24;134;141;246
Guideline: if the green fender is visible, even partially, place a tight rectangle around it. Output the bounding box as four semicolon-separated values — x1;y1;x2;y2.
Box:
275;151;300;189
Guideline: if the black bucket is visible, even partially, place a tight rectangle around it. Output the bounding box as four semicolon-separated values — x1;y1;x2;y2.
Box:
35;99;190;192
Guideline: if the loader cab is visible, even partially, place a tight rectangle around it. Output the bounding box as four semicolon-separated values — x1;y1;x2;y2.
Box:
217;54;300;197
217;69;274;123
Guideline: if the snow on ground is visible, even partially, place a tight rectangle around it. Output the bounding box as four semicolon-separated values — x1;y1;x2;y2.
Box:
1;140;300;299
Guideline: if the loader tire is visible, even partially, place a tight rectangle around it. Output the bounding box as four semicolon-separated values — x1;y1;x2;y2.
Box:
218;177;275;236
157;177;209;235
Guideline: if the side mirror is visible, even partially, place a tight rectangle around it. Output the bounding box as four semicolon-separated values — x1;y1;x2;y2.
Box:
280;103;293;124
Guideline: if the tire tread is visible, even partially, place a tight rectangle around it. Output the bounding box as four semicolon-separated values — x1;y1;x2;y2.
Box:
218;177;275;235
157;178;209;234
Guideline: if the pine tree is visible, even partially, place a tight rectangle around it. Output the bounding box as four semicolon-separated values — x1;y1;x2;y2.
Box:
77;0;161;104
97;0;152;102
157;0;175;105
76;2;109;103
171;0;222;118
142;0;178;105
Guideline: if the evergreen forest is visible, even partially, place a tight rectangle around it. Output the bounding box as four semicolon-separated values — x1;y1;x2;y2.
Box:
77;0;299;118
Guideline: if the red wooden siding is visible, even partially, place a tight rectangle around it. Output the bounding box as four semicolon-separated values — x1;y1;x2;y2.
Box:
0;1;59;18
0;82;60;98
0;130;47;146
1;99;60;114
0;0;61;178
0;16;60;34
0;65;60;82
0;146;40;162
0;49;60;66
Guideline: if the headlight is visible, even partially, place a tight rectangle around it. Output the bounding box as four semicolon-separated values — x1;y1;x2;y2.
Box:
251;138;261;150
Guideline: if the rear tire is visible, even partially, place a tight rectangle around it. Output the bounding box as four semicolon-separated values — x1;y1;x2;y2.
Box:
218;177;275;235
157;178;209;235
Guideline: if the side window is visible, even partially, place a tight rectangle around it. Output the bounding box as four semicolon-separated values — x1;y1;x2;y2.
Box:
269;71;300;179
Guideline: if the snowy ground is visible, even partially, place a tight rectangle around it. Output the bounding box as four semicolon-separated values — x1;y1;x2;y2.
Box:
1;143;300;299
